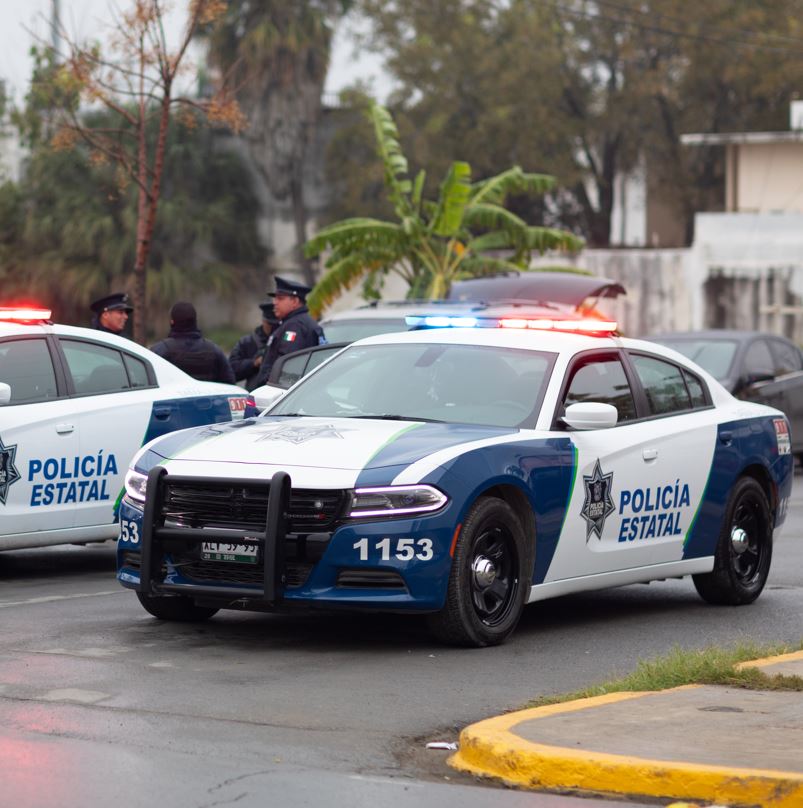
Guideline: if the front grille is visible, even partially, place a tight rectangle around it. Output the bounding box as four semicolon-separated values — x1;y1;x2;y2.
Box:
162;481;347;533
175;559;313;588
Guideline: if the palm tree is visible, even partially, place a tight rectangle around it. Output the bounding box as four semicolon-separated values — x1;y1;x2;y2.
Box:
305;104;583;315
205;1;350;286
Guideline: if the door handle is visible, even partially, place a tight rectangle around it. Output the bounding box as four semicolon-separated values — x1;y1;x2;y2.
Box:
153;407;172;420
642;448;658;461
55;423;75;434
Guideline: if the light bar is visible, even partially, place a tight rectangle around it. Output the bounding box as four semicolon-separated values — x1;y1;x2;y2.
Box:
499;318;618;333
406;314;617;335
0;307;52;322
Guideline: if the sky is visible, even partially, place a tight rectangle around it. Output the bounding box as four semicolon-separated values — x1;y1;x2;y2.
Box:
0;0;390;104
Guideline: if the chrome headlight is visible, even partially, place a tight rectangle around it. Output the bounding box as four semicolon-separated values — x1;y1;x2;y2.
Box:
124;468;148;504
348;485;448;519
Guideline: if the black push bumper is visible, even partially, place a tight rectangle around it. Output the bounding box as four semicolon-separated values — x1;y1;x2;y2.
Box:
138;466;291;605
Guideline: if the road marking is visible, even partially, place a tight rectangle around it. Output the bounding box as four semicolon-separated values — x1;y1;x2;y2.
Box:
41;688;110;704
0;590;125;609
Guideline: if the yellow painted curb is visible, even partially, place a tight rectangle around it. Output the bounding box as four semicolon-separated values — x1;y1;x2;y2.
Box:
737;649;803;670
450;685;803;806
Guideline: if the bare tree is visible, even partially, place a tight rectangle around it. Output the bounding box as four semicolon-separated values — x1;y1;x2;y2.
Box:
44;0;244;342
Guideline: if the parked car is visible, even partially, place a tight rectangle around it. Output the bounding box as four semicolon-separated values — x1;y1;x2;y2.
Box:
0;306;255;551
118;308;791;646
650;330;803;459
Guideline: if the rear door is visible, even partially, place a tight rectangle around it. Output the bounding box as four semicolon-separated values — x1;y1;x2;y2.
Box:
0;334;80;538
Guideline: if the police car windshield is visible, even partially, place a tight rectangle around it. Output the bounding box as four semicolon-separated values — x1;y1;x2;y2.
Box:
269;343;553;428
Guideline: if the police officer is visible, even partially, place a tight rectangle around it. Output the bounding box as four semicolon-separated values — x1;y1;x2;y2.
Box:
90;292;133;336
253;276;326;387
229;301;280;391
150;301;235;383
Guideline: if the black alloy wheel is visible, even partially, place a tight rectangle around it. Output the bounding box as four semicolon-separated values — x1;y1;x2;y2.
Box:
428;497;531;647
693;476;772;605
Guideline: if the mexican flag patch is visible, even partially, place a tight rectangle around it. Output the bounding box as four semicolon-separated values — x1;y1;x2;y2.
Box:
283;331;298;342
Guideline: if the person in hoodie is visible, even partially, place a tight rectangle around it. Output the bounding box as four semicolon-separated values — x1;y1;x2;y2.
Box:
150;301;235;383
228;300;280;391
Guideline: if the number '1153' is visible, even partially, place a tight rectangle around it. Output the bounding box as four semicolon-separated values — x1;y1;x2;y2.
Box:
353;538;434;562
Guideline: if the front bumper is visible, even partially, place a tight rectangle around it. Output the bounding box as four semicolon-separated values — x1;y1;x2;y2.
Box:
117;468;457;613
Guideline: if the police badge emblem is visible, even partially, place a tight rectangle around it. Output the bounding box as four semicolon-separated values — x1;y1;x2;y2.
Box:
580;458;615;541
0;436;21;506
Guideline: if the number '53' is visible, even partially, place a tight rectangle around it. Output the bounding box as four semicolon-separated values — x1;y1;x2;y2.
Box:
352;537;433;562
120;520;140;544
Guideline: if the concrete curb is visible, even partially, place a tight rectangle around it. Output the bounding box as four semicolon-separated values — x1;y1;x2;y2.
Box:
449;651;803;806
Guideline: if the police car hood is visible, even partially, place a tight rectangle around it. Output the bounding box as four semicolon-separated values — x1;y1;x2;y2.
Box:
148;416;516;474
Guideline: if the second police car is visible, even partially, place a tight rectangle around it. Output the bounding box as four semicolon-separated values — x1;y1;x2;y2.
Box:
116;309;793;646
1;307;254;552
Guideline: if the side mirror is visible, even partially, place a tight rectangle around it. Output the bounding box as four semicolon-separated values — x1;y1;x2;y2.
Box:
562;402;618;430
0;383;11;406
251;383;286;412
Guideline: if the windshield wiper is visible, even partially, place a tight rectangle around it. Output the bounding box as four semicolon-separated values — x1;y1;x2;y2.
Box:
345;414;446;423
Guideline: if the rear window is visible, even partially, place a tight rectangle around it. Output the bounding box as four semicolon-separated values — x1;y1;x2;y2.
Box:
655;338;737;380
320;318;408;343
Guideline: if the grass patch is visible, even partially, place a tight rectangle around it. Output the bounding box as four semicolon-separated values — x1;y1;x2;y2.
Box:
206;325;249;354
526;641;803;709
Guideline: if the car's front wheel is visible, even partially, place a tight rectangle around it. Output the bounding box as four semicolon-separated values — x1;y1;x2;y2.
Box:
137;592;219;622
427;497;530;647
692;476;772;605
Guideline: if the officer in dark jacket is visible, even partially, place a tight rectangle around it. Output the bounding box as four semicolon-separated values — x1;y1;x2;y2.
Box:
253;276;326;387
229;301;280;391
150;301;235;383
90;292;133;336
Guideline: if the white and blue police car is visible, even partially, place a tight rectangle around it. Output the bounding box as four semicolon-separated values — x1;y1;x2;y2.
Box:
0;306;254;552
117;309;793;646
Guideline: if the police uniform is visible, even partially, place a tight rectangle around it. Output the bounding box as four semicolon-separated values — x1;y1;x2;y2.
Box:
229;302;279;391
90;292;133;335
150;301;235;384
254;277;326;387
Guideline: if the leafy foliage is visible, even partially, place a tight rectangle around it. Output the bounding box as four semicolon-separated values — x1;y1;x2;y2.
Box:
306;103;582;314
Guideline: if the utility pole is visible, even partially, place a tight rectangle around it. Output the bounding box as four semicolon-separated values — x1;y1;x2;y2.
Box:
51;0;61;58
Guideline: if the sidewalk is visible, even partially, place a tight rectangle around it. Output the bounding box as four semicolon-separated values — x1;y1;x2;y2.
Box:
449;650;803;807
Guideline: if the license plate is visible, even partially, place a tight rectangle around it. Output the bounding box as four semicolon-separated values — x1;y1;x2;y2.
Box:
201;542;258;564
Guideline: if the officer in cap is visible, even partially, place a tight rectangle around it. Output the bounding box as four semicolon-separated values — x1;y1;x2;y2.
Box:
229;300;280;391
150;301;235;383
253;276;326;387
90;292;133;336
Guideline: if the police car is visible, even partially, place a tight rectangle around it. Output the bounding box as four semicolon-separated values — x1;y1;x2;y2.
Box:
117;310;793;646
0;307;254;552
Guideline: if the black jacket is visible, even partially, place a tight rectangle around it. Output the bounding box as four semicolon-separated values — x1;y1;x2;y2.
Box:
151;328;235;384
229;326;269;391
254;306;325;387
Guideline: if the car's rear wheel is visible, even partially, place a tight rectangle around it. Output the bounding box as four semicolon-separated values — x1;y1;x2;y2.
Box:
692;477;772;605
136;592;219;622
427;497;529;647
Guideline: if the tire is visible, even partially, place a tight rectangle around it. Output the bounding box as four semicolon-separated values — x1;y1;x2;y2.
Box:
427;497;530;647
136;592;219;622
692;477;772;605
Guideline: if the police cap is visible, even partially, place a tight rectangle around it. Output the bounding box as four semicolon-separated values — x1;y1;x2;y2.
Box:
259;300;280;325
269;276;312;302
90;292;133;314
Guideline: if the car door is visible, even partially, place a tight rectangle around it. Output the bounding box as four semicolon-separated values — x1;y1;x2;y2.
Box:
544;350;715;581
0;335;80;539
55;337;163;530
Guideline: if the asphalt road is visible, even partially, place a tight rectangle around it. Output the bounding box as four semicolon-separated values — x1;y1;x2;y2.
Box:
1;479;801;808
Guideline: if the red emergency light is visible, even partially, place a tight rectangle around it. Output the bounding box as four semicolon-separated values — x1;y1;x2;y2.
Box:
0;307;53;323
498;317;618;334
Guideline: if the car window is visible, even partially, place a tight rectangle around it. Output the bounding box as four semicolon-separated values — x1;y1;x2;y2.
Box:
274;352;310;388
320;319;408;343
744;339;774;378
271;343;553;428
769;339;802;375
631;354;692;415
61;339;130;395
0;338;58;404
683;370;707;408
563;357;636;422
655;338;737;380
123;353;151;388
